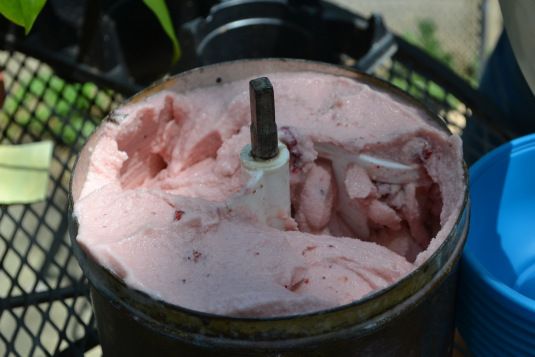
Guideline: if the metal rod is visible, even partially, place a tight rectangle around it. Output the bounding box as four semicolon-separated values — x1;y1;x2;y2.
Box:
249;77;278;160
0;283;89;310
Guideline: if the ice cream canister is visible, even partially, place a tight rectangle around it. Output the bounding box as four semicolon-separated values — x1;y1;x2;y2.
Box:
69;59;469;356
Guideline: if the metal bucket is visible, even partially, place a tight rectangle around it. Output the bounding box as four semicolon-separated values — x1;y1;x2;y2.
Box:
69;59;469;356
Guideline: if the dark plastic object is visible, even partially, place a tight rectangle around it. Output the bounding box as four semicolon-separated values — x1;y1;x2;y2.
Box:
88;270;460;356
178;0;395;73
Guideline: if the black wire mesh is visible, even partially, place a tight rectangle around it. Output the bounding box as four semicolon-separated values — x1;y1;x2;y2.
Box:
0;50;122;356
0;48;507;356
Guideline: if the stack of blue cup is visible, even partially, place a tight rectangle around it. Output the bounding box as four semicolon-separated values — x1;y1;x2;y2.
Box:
458;134;535;355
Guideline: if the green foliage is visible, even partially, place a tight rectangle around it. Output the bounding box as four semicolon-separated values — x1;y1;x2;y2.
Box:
403;18;480;86
143;0;181;64
417;20;453;67
0;0;47;34
404;19;453;68
0;69;114;146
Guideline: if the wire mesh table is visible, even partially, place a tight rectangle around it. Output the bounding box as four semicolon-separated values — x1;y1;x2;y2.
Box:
0;39;510;356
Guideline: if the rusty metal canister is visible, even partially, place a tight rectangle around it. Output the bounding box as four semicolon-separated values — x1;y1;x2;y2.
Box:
69;59;469;357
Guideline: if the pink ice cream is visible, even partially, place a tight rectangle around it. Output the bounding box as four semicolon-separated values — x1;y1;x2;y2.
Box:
72;71;464;317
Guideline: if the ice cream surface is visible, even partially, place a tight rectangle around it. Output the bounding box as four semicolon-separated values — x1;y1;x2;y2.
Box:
73;71;464;317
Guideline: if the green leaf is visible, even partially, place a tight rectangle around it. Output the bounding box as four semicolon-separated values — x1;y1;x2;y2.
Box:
143;0;181;64
0;0;47;34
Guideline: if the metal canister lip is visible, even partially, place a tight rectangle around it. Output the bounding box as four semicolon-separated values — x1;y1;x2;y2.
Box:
68;58;469;346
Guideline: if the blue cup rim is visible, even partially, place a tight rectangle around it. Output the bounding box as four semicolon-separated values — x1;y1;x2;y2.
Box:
465;133;535;318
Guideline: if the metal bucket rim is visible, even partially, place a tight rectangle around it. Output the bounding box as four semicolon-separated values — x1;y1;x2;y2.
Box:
69;57;468;334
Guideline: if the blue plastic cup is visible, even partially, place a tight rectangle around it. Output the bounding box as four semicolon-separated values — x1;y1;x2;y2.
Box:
458;133;535;355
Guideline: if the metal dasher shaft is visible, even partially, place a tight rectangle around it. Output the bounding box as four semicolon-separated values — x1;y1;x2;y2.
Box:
249;77;278;160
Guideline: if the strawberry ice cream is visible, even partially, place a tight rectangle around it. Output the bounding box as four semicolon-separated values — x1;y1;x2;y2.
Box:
72;71;464;317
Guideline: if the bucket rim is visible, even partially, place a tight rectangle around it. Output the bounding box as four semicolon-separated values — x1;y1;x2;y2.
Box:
69;57;469;341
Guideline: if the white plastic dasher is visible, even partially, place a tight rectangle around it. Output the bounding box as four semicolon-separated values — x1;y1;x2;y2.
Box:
229;142;290;230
